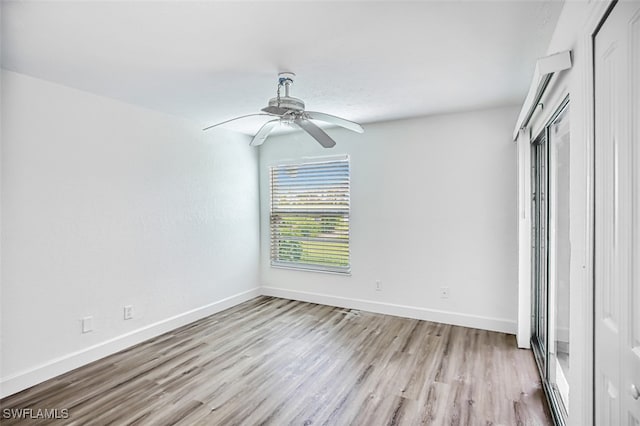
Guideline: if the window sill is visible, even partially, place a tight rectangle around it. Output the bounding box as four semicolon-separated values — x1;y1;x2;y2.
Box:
270;263;352;276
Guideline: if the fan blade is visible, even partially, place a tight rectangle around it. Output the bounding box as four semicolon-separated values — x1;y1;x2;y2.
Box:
202;113;274;131
250;119;280;146
294;118;336;148
305;111;364;133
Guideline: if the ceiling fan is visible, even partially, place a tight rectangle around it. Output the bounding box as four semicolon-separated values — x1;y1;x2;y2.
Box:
202;72;364;148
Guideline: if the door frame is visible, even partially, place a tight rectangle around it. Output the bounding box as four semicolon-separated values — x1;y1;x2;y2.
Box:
577;4;618;424
590;2;618;424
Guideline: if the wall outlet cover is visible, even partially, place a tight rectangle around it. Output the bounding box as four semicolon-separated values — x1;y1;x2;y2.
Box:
82;316;93;333
124;305;134;320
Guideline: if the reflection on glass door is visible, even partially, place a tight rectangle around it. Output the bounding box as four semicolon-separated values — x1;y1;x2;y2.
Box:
531;100;570;424
548;104;570;414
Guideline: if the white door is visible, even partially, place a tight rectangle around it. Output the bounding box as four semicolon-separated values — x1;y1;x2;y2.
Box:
594;2;640;425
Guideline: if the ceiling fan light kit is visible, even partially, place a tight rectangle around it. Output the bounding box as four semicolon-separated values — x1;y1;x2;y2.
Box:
203;72;364;148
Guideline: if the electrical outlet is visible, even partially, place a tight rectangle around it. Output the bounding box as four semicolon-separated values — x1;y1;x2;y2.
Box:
124;305;134;320
82;316;93;333
375;280;382;291
440;287;450;299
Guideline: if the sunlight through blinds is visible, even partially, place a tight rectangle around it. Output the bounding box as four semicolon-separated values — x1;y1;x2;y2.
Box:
270;157;350;274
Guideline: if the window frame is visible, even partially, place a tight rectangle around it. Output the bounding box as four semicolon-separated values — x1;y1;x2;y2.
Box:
269;155;351;275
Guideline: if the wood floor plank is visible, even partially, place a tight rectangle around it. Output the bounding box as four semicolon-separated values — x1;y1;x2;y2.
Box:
0;296;551;425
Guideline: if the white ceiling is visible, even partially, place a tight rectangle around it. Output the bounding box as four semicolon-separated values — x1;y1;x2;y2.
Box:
1;1;562;134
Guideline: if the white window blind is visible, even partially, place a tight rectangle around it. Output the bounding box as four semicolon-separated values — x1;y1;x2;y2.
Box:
270;157;350;274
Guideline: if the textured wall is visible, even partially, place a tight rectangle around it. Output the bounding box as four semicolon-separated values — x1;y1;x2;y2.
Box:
0;71;260;391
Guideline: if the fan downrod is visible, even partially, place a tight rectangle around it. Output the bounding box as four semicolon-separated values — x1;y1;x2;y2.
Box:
263;72;305;115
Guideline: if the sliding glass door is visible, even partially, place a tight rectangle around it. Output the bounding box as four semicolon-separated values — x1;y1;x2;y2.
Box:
531;100;570;424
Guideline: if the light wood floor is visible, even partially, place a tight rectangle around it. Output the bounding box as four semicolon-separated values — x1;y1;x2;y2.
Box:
0;296;551;425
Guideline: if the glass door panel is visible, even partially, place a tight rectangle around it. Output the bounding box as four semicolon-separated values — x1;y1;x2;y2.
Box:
531;132;548;369
530;99;570;424
548;105;570;414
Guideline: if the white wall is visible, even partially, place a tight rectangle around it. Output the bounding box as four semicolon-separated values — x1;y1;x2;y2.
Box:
260;106;519;333
0;71;260;397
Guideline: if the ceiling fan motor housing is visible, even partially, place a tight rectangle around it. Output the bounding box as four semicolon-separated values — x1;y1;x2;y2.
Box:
266;96;305;113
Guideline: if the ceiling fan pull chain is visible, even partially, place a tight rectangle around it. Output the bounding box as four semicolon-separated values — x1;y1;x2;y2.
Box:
276;76;293;106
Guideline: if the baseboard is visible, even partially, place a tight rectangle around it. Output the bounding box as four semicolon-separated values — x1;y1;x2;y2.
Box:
1;285;517;399
0;287;261;399
260;286;517;335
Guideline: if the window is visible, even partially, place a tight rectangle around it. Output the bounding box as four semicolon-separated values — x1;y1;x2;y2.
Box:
269;156;350;274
